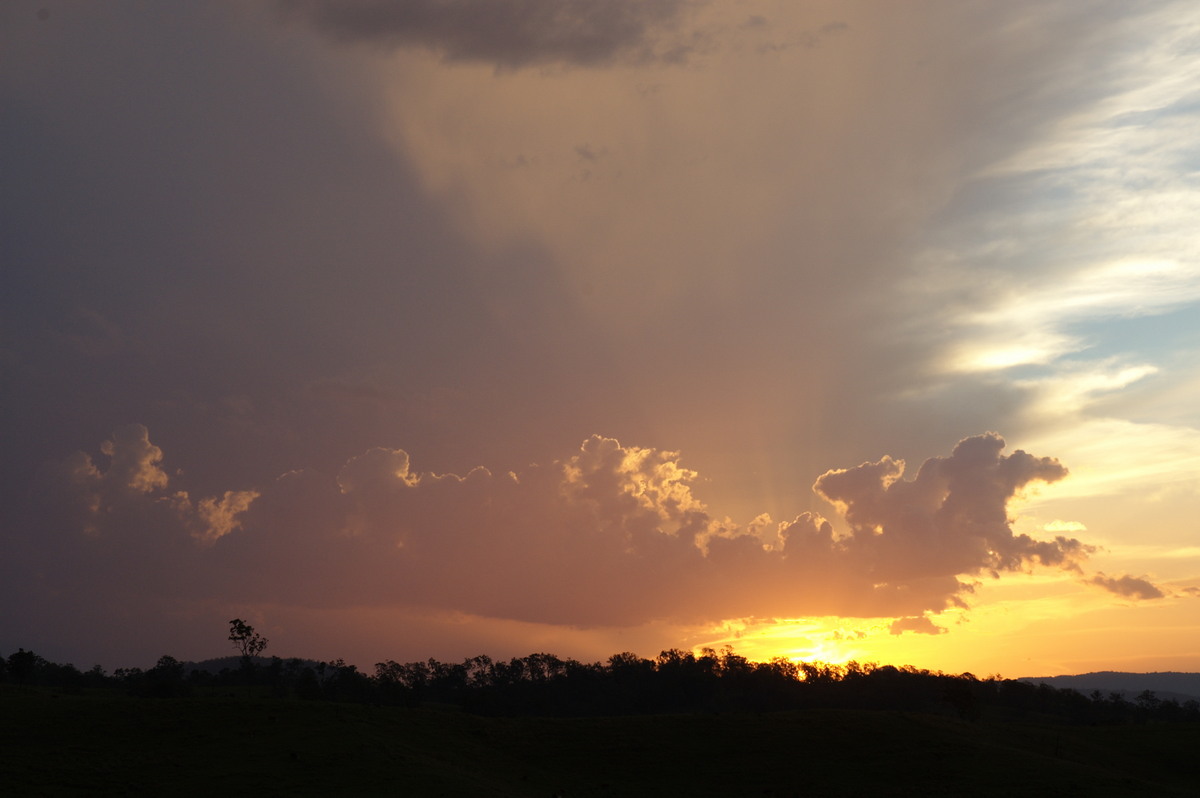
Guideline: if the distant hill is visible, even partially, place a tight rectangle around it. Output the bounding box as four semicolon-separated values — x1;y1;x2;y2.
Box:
1020;672;1200;703
180;655;268;674
181;655;323;674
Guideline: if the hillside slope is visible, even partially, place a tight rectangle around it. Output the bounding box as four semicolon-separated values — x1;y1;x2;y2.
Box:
4;686;1199;796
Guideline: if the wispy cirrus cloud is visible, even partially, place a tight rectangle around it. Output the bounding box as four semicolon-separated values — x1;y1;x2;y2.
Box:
937;259;1200;376
910;3;1200;387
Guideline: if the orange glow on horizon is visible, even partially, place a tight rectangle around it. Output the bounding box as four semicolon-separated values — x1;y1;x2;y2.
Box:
696;617;885;668
692;575;1200;678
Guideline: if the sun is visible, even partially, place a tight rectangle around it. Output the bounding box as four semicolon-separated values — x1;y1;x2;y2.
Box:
696;618;871;666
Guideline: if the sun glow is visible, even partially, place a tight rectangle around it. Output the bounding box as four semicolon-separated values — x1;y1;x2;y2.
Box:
692;568;1200;677
697;618;879;666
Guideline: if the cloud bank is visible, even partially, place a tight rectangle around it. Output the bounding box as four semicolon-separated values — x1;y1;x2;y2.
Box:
30;427;1115;634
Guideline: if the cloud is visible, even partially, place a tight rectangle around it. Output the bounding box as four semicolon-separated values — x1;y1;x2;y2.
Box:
4;2;1197;674
337;447;420;494
939;260;1200;376
889;616;947;636
279;0;699;68
30;427;1100;633
831;629;867;641
50;424;170;532
1016;417;1200;500
1087;572;1164;600
749;18;849;55
46;425;257;544
811;432;1086;579
96;424;169;496
173;490;262;545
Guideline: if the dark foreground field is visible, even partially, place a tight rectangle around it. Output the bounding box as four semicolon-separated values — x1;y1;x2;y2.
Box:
4;686;1199;797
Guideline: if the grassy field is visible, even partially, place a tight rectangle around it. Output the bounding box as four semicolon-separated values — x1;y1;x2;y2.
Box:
4;685;1199;796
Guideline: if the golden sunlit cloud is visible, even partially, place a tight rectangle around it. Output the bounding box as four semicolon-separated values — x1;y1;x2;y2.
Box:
1044;519;1087;533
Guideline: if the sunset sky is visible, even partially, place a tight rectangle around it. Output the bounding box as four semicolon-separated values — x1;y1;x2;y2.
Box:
4;0;1200;678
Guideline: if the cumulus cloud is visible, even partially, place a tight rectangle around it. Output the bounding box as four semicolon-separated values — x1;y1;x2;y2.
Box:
48;425;257;544
560;435;709;542
95;423;169;495
1087;572;1164;600
35;427;1104;634
173;490;262;545
280;0;699;68
51;424;170;532
812;432;1087;581
337;447;420;494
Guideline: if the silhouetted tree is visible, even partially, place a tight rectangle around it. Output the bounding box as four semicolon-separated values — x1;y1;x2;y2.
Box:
295;667;322;700
228;618;268;659
9;638;1200;725
141;655;189;697
7;649;43;684
1135;689;1160;712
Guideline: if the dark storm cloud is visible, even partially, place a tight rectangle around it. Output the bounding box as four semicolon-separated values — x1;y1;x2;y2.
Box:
279;0;700;67
0;0;613;497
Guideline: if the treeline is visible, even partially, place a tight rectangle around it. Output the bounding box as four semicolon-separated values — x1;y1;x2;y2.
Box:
4;646;1199;725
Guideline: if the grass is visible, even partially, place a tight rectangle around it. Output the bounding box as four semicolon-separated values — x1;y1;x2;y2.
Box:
4;685;1199;796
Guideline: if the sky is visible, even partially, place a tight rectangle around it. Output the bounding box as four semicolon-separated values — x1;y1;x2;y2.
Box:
3;0;1200;678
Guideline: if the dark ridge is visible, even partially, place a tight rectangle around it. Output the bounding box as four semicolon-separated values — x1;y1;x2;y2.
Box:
5;646;1200;724
1020;671;1200;703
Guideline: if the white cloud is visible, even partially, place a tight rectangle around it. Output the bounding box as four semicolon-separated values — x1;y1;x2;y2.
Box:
1014;360;1158;419
917;3;1200;385
1019;418;1200;500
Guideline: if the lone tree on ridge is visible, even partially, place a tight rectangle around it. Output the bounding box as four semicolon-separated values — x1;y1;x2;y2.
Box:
228;618;268;659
